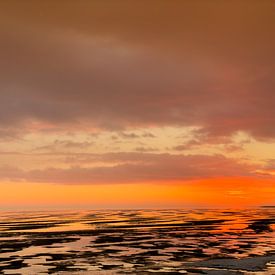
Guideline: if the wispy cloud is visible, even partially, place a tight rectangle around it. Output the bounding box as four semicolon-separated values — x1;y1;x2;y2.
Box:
0;153;258;184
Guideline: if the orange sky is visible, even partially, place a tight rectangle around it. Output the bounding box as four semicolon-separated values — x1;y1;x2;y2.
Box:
0;1;275;209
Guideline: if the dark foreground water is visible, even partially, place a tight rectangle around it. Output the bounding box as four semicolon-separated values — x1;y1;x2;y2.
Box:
0;208;274;274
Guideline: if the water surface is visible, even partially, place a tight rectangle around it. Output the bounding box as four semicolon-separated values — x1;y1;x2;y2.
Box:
0;208;274;274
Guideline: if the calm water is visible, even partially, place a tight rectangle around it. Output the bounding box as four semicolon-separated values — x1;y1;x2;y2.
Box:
0;208;274;274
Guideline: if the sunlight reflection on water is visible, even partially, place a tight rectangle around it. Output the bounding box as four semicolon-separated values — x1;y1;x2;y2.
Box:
0;208;274;274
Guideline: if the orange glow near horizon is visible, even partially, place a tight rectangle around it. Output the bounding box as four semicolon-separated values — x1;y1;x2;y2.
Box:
0;177;274;209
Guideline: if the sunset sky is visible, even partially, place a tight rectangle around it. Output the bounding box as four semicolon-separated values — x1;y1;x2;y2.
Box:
0;0;275;209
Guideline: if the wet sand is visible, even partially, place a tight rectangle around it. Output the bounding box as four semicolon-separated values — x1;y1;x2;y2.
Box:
0;208;274;274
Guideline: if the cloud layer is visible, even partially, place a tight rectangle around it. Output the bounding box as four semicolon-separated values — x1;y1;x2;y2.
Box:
0;1;275;140
0;153;256;184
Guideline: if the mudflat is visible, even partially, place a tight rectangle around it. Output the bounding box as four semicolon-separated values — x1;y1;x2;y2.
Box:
0;208;274;274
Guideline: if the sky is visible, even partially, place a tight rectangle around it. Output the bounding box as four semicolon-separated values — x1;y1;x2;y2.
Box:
0;0;275;209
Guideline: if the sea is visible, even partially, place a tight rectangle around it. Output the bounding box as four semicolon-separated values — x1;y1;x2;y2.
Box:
0;208;274;274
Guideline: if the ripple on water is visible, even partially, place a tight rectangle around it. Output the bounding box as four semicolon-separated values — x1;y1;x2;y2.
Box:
0;208;274;274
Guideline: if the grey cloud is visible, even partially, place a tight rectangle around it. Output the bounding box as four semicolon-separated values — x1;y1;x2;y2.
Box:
0;153;257;184
0;1;275;140
34;140;95;152
119;132;140;139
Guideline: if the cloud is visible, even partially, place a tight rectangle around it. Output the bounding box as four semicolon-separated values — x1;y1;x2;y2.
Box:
0;153;257;184
134;147;158;153
119;132;140;139
34;140;95;152
142;132;156;138
172;129;250;151
0;1;274;141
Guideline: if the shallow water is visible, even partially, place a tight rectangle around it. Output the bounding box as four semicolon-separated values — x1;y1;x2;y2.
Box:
0;208;274;274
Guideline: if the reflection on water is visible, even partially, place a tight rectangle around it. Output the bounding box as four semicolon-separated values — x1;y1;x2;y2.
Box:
0;208;274;274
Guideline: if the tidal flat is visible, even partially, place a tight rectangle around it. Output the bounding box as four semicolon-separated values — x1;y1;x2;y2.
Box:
0;209;274;274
